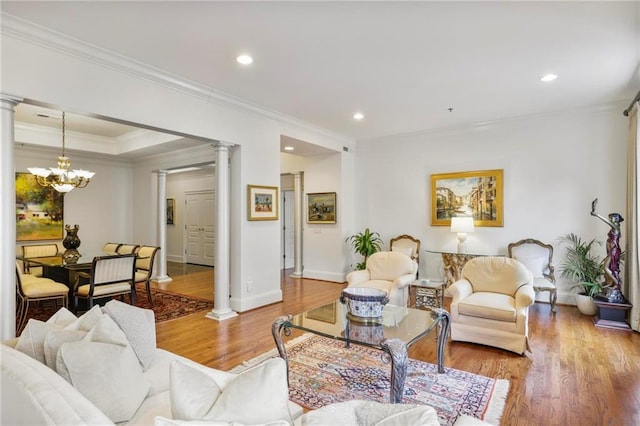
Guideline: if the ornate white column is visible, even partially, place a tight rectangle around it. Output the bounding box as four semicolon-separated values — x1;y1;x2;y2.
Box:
154;170;172;283
290;172;303;278
1;94;22;340
206;143;237;321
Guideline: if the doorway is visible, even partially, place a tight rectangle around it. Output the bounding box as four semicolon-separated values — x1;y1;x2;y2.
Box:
185;191;215;266
282;190;294;269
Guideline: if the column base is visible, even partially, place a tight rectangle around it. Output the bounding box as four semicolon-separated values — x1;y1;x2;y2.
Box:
206;309;238;321
153;275;173;284
289;271;303;278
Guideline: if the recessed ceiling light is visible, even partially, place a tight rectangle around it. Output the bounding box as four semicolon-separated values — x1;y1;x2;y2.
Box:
353;112;364;120
236;54;253;65
540;73;558;82
284;146;294;151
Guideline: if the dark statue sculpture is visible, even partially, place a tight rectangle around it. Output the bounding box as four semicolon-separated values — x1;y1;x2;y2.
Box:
590;199;626;304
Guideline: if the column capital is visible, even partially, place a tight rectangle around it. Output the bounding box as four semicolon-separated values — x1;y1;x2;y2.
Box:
0;94;23;110
156;169;169;176
213;142;234;150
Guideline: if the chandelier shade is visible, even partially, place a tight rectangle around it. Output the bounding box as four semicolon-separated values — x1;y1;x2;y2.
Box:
27;112;95;193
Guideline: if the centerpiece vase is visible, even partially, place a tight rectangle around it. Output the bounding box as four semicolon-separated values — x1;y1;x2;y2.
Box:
62;224;81;264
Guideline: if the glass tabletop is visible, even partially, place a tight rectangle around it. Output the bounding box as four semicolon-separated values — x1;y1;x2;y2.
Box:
286;299;445;349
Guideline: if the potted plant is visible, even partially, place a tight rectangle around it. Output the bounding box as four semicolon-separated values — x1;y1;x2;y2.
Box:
346;228;383;270
558;233;605;315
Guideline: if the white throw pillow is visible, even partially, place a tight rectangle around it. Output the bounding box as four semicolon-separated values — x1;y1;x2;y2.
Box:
102;299;157;370
63;305;104;331
154;417;289;426
43;329;87;370
56;315;150;423
14;307;79;363
301;400;439;426
170;358;292;425
515;256;546;278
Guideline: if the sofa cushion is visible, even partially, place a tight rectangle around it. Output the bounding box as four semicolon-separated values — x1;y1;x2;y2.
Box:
457;292;516;322
170;358;292;425
56;315;150;423
14;307;80;363
102;299;156;370
367;252;416;281
462;257;531;296
154;417;289;426
300;400;439;426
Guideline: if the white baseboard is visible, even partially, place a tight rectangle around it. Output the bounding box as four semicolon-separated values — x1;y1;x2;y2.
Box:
303;269;346;283
167;254;185;263
231;289;283;312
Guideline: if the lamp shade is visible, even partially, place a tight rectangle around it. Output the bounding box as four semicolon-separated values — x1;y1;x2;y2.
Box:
450;216;475;233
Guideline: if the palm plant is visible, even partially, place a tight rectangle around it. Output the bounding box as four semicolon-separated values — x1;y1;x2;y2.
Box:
558;233;605;297
345;228;383;270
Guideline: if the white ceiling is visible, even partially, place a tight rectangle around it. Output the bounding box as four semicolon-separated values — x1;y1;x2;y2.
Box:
3;1;639;153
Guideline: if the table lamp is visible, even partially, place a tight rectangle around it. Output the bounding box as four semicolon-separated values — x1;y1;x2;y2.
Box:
450;216;475;254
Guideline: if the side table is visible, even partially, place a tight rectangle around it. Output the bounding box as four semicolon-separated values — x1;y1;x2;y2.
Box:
411;279;445;309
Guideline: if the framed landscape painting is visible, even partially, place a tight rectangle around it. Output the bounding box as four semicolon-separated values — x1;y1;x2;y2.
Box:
307;192;336;224
431;169;503;227
15;172;64;241
247;185;279;221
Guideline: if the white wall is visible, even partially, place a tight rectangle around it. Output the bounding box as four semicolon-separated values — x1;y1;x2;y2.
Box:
354;103;629;305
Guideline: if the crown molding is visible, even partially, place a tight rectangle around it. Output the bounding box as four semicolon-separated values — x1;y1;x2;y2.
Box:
1;12;353;145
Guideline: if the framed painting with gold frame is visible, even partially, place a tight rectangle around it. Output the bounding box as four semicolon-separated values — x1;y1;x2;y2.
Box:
431;169;503;227
307;192;337;224
247;185;279;221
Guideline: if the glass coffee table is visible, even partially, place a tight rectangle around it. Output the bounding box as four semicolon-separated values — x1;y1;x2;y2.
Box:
272;300;450;403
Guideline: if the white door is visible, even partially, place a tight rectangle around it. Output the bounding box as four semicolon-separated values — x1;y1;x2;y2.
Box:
185;191;215;266
282;190;294;269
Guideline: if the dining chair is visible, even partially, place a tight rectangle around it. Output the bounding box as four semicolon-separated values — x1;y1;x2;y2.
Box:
389;234;421;278
117;244;140;255
73;254;137;311
15;262;69;334
21;243;60;276
134;246;161;306
103;242;122;254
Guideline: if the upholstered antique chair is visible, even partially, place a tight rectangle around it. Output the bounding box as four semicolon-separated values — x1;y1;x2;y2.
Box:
134;245;160;306
346;251;418;307
508;238;557;313
448;256;535;354
389;234;421;277
21;243;60;276
117;244;140;255
73;254;137;311
15;262;68;334
103;242;122;254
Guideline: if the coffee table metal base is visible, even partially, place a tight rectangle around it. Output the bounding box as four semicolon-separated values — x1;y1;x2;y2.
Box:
272;309;450;404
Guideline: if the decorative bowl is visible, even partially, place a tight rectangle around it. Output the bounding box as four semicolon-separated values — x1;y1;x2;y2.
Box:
340;287;389;322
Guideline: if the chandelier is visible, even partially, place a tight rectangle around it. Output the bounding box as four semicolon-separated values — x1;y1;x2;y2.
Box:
27;111;95;193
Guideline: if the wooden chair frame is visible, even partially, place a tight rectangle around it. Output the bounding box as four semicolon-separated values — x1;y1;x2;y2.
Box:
508;238;557;313
134;245;161;306
74;254;137;311
390;234;421;277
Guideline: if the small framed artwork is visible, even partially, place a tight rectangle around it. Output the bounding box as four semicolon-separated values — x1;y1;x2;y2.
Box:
307;192;337;224
15;172;64;241
247;185;279;221
431;169;504;227
166;198;175;225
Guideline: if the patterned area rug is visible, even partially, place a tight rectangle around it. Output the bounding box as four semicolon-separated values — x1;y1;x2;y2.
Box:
231;334;509;426
22;283;213;325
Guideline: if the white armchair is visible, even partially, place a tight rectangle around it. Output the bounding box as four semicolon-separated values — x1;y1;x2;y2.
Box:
346;251;418;307
449;256;535;354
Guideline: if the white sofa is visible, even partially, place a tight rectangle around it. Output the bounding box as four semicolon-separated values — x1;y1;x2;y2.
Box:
346;251;418;307
449;256;535;354
1;300;494;426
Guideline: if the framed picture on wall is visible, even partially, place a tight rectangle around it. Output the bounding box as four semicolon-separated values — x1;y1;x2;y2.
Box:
307;192;337;224
247;185;279;221
15;172;64;241
167;198;175;225
430;169;503;227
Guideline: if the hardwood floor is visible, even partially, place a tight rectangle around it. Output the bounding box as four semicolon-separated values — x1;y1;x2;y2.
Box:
154;266;640;425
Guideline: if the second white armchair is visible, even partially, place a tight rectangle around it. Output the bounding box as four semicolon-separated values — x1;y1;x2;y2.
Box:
346;251;418;307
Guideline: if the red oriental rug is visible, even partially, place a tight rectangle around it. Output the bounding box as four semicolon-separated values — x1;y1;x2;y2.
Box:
21;283;213;325
231;334;509;426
